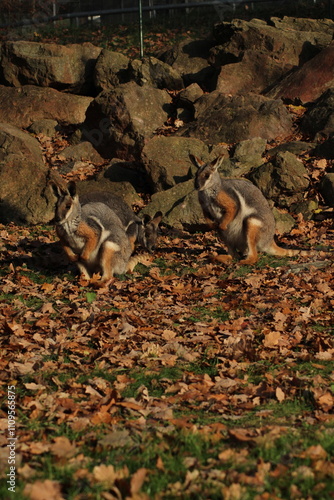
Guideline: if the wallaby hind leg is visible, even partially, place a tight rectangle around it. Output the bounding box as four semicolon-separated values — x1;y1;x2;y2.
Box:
76;261;91;279
99;241;120;284
239;218;262;265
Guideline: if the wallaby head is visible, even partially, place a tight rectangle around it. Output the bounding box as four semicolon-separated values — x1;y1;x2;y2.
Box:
140;211;163;252
191;155;224;192
52;181;80;224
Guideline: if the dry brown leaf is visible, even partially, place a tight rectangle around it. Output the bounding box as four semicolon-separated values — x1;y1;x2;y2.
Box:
50;437;76;459
276;387;285;402
23;480;65;500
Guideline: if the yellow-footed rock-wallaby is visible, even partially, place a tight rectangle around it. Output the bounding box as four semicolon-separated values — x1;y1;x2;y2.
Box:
79;191;162;253
191;155;309;265
52;181;142;283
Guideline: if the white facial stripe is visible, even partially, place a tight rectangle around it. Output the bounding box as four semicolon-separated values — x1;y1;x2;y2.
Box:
199;170;215;191
60;202;74;224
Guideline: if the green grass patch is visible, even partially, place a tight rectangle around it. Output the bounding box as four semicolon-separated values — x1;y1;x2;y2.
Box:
186;305;229;323
121;366;183;398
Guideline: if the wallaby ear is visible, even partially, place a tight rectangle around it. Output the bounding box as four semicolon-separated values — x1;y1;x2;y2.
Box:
142;214;152;225
50;182;64;199
189;154;205;169
211;156;224;171
67;181;77;198
152;211;163;226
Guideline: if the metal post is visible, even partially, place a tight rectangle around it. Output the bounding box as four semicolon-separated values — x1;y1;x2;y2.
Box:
138;0;144;59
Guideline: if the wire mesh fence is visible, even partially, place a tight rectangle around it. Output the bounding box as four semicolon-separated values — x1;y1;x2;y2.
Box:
0;0;333;29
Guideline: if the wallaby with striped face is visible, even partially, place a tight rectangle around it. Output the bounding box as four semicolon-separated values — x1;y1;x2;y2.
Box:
52;182;143;283
192;155;309;265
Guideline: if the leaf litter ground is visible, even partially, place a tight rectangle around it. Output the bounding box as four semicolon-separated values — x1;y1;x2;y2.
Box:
0;214;334;499
0;18;334;497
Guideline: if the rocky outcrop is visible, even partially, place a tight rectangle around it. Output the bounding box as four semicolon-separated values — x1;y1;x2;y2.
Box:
141;136;209;192
82;81;171;159
249;151;310;208
178;92;293;144
0;85;93;128
301;89;334;138
266;42;334;104
0;16;333;226
210;17;332;68
209;17;334;97
0;123;60;224
0;41;102;95
159;38;217;90
93;49;130;92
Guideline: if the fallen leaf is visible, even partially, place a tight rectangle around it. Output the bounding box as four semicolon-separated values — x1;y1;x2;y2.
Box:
23;480;64;500
276;387;285;402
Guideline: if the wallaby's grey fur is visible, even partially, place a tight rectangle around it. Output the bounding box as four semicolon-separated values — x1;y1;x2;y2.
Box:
192;155;309;265
52;182;142;283
80;191;162;252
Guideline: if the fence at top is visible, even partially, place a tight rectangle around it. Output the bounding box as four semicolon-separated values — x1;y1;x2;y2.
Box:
0;0;333;28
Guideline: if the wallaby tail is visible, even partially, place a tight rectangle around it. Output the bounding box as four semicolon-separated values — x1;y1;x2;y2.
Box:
127;253;152;273
267;241;310;258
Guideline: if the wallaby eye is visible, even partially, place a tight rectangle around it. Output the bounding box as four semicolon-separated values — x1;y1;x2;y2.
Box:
65;202;72;210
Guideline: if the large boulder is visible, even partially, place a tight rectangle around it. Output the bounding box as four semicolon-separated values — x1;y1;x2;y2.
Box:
210;17;332;69
82;81;172;159
0;85;93;129
141;136;209;192
216;50;291;96
269;16;334;35
93;49;130;93
301;88;334;138
178;92;293;145
141;179;205;229
266;42;334;104
248;151;310;209
159;38;217;90
97;158;148;193
76;177;142;207
319;173;334;206
0;41;102;95
0;123;59;224
128;56;184;90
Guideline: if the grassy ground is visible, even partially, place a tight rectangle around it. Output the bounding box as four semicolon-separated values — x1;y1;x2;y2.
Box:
0;219;333;499
0;2;334;498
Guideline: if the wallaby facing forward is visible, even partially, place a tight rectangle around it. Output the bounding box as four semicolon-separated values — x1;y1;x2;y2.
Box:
53;182;141;282
192;155;309;265
80;191;162;253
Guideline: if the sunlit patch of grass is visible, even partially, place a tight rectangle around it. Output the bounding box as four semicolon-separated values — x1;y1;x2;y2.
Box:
121;366;183;398
186;305;229;323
